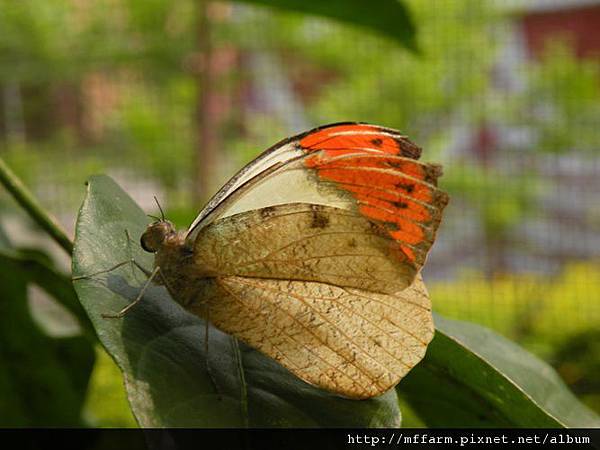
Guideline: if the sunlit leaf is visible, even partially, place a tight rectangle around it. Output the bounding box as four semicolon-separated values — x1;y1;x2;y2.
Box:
234;0;417;51
397;315;600;427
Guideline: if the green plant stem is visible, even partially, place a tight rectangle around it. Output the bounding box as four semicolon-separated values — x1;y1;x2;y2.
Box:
0;157;73;255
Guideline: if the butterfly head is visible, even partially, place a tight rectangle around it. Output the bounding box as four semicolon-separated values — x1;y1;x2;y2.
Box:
141;196;177;253
140;220;175;253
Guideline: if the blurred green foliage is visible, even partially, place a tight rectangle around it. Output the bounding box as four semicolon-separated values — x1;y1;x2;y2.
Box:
0;231;95;426
266;0;495;148
442;164;540;238
503;42;600;153
431;262;600;352
84;347;137;427
552;329;600;414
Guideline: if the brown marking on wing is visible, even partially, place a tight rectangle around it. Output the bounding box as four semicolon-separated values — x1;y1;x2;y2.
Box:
310;204;330;229
259;205;277;219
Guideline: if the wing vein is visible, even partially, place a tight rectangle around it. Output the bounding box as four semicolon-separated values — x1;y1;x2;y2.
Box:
234;277;427;363
216;277;379;392
232;277;411;375
240;231;393;265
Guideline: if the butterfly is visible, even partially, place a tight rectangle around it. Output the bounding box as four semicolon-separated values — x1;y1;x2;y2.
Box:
135;122;448;399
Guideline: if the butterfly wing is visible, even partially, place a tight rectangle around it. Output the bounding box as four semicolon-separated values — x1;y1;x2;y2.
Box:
184;123;448;398
187;128;307;234
187;274;433;399
195;203;414;295
187;122;432;236
189;123;449;290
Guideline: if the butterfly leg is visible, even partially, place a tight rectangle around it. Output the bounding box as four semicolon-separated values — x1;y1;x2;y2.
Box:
205;308;210;356
72;229;151;281
101;266;161;319
72;259;136;281
205;307;222;398
193;301;222;399
72;229;161;318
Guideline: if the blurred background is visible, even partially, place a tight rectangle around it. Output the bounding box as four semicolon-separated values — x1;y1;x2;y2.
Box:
0;0;598;426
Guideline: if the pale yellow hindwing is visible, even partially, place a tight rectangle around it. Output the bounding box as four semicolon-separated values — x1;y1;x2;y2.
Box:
187;274;433;399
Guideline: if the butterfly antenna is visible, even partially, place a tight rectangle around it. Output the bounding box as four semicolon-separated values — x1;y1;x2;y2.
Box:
147;214;161;222
153;196;165;221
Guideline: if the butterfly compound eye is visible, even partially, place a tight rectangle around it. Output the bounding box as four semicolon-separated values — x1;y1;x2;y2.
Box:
140;222;173;253
140;231;156;252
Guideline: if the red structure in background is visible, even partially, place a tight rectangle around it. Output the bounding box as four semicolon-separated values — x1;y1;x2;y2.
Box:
471;121;497;167
520;1;600;60
466;1;600;160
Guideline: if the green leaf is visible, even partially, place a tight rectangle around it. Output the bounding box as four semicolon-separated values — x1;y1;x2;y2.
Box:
72;175;401;427
233;0;418;52
397;314;600;427
0;240;95;426
0;248;96;340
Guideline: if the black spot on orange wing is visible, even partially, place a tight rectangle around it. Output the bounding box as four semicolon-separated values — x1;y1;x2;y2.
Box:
395;182;415;194
299;123;422;160
393;201;408;209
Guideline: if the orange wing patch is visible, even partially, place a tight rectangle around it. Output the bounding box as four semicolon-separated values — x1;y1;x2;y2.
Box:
299;124;449;269
300;123;422;159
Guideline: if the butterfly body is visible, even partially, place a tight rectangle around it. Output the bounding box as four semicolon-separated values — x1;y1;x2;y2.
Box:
140;122;449;399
